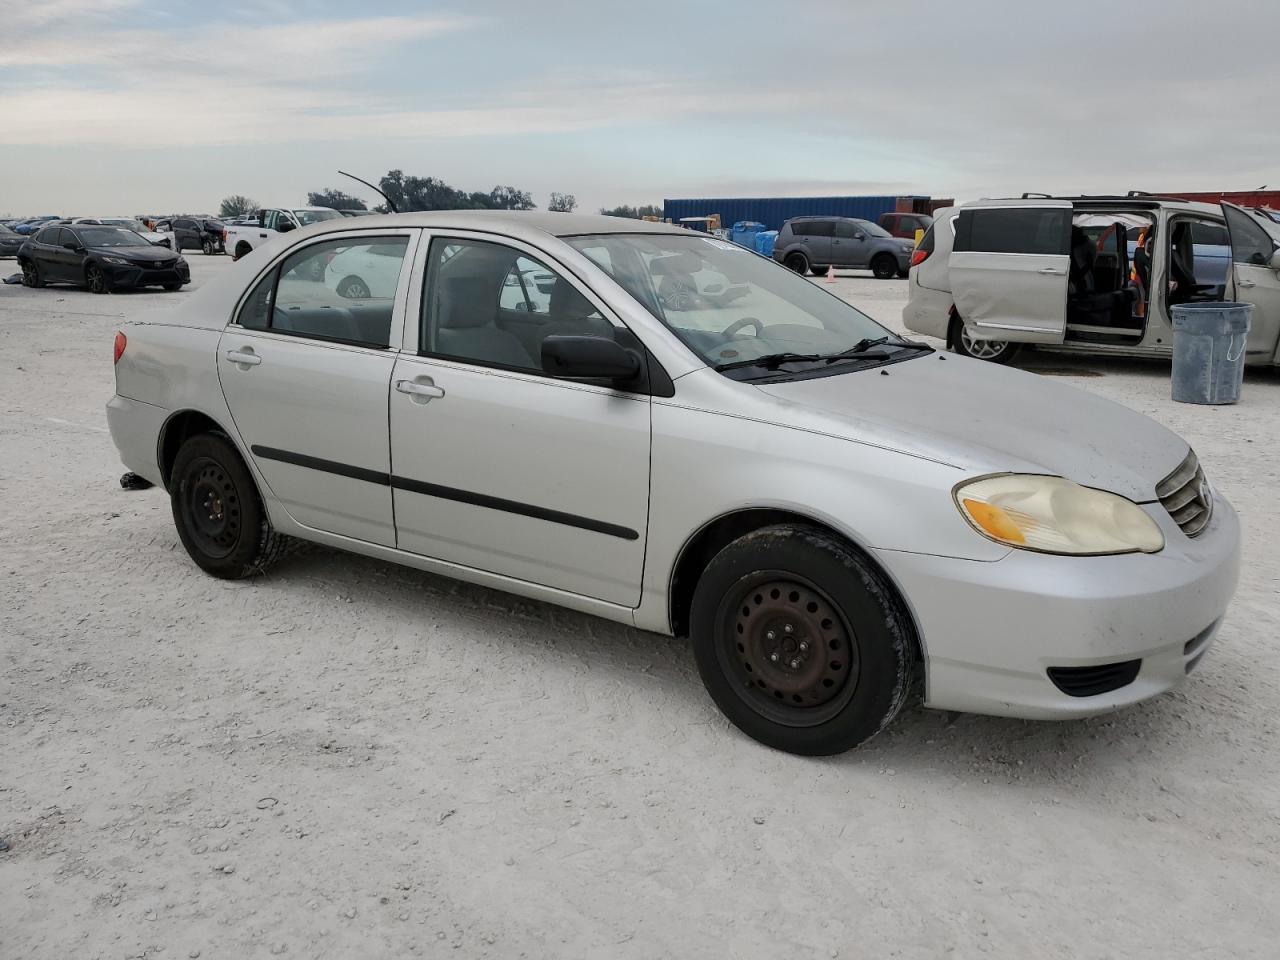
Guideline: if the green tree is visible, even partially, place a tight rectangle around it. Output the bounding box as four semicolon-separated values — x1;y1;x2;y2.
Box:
488;186;536;210
600;203;662;219
219;194;258;218
306;189;367;211
548;192;577;213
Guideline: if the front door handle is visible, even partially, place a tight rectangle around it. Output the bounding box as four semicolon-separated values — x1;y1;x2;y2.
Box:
396;379;445;403
1238;279;1256;289
1038;267;1066;275
225;349;262;366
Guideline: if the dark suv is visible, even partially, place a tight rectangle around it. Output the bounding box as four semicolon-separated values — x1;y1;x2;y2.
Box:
772;217;916;279
159;217;226;255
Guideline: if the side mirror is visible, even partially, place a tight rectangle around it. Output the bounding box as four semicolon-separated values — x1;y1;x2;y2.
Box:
854;233;866;241
276;219;295;233
542;335;640;381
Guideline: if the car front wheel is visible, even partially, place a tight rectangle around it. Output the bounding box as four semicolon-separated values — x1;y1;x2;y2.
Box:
690;524;915;756
871;254;899;280
86;263;110;294
20;259;43;288
170;432;289;579
949;316;1021;364
784;252;810;274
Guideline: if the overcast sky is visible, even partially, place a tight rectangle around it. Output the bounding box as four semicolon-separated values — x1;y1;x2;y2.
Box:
2;0;1277;216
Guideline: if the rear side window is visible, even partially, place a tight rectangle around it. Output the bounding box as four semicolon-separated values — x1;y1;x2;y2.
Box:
954;208;1070;256
917;223;936;254
794;219;834;237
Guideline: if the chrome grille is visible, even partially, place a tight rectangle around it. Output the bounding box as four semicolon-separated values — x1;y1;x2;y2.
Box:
1156;450;1212;537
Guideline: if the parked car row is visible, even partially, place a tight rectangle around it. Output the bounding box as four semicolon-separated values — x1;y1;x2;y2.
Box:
903;195;1280;367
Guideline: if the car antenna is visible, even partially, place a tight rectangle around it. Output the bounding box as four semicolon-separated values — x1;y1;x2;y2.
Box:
338;170;398;213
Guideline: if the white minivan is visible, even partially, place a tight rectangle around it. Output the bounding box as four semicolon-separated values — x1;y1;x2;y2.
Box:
904;195;1280;365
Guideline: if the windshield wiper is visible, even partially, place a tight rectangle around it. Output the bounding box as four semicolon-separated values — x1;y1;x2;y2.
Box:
714;351;826;372
821;338;933;364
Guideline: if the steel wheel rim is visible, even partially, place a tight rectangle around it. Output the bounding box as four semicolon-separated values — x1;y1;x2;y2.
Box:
183;457;241;559
960;327;1008;360
715;574;860;727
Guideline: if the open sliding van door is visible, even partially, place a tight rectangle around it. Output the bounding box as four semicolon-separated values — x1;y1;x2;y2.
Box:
950;200;1072;344
1221;202;1280;363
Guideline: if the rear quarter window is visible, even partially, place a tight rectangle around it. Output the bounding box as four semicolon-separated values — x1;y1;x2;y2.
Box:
954;208;1070;256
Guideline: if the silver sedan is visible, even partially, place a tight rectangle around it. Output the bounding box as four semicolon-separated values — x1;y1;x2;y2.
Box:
106;212;1240;755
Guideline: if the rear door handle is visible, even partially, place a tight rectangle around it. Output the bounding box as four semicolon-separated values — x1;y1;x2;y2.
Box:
396;379;445;402
1038;267;1066;275
225;349;261;366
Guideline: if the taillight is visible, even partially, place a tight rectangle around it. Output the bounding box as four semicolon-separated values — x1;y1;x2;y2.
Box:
113;331;127;364
910;248;930;268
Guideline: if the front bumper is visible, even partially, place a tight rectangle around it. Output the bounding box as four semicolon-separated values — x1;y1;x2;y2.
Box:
876;493;1241;719
105;261;190;288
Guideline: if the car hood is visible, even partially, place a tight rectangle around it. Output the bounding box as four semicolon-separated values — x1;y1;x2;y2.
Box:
90;245;175;261
755;353;1189;502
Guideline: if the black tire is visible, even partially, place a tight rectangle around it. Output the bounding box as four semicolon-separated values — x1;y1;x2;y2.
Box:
871;254;898;280
170;432;289;579
897;268;909;279
86;263;110;294
784;251;809;274
20;259;43;288
810;265;829;277
948;315;1021;364
690;524;914;756
202;239;215;255
336;275;371;299
234;242;252;261
163;282;183;291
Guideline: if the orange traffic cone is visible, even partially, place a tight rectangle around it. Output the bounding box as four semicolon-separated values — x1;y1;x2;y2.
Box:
825;264;836;283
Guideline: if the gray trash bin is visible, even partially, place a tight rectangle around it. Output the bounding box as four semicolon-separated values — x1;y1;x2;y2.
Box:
1170;302;1252;405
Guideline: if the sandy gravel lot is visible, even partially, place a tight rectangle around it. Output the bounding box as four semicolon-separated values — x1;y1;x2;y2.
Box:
3;256;1278;959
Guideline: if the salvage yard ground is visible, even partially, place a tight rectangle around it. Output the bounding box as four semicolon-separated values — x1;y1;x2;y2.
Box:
2;256;1278;958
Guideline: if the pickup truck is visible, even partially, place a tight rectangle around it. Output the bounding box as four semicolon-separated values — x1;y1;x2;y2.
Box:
225;207;345;260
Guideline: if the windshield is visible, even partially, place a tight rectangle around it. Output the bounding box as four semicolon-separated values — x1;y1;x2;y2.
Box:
859;220;892;238
566;233;909;377
78;227;150;247
292;209;343;226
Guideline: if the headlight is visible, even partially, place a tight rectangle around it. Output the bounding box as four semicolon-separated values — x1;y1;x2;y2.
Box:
954;474;1164;555
177;257;188;266
101;256;128;264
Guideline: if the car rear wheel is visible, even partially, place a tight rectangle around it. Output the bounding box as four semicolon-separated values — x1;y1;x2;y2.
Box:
336;275;371;299
949;315;1021;364
233;242;252;261
689;524;914;756
202;239;215;255
871;254;898;280
170;432;289;579
86;264;110;294
784;252;810;274
20;259;43;288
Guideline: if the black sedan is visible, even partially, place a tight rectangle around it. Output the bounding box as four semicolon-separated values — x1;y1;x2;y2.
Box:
18;224;190;293
0;224;24;257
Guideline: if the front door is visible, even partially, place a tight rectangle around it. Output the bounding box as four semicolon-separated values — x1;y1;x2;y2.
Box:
1221;202;1280;362
217;230;417;546
949;202;1072;343
389;233;651;606
830;219;869;267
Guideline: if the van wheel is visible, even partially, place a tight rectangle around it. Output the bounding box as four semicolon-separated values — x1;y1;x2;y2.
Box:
689;524;914;756
871;254;898;280
784;252;810;274
950;316;1021;364
170;432;289;579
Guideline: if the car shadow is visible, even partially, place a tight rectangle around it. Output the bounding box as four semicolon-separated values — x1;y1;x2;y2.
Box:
1014;348;1280;387
263;540;1236;784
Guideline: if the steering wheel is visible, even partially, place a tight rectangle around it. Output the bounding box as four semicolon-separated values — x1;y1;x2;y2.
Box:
721;317;763;338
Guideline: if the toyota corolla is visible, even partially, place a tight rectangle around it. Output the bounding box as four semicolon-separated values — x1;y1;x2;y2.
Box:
106;212;1240;755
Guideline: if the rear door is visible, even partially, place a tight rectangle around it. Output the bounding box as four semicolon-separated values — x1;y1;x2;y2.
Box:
1222;202;1280;362
793;219;833;266
949;201;1072;343
217;229;418;546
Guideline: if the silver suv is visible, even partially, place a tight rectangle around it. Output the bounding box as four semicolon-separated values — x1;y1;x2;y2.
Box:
773;216;915;279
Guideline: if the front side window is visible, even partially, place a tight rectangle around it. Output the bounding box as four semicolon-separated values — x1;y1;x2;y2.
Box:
956;208;1070;256
422;237;612;374
834;220;860;239
567;233;917;380
1222;206;1276;266
236;236;409;347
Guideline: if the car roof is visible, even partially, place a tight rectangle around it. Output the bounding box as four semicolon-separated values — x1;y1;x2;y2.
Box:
966;195;1222;215
292;210;690;240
